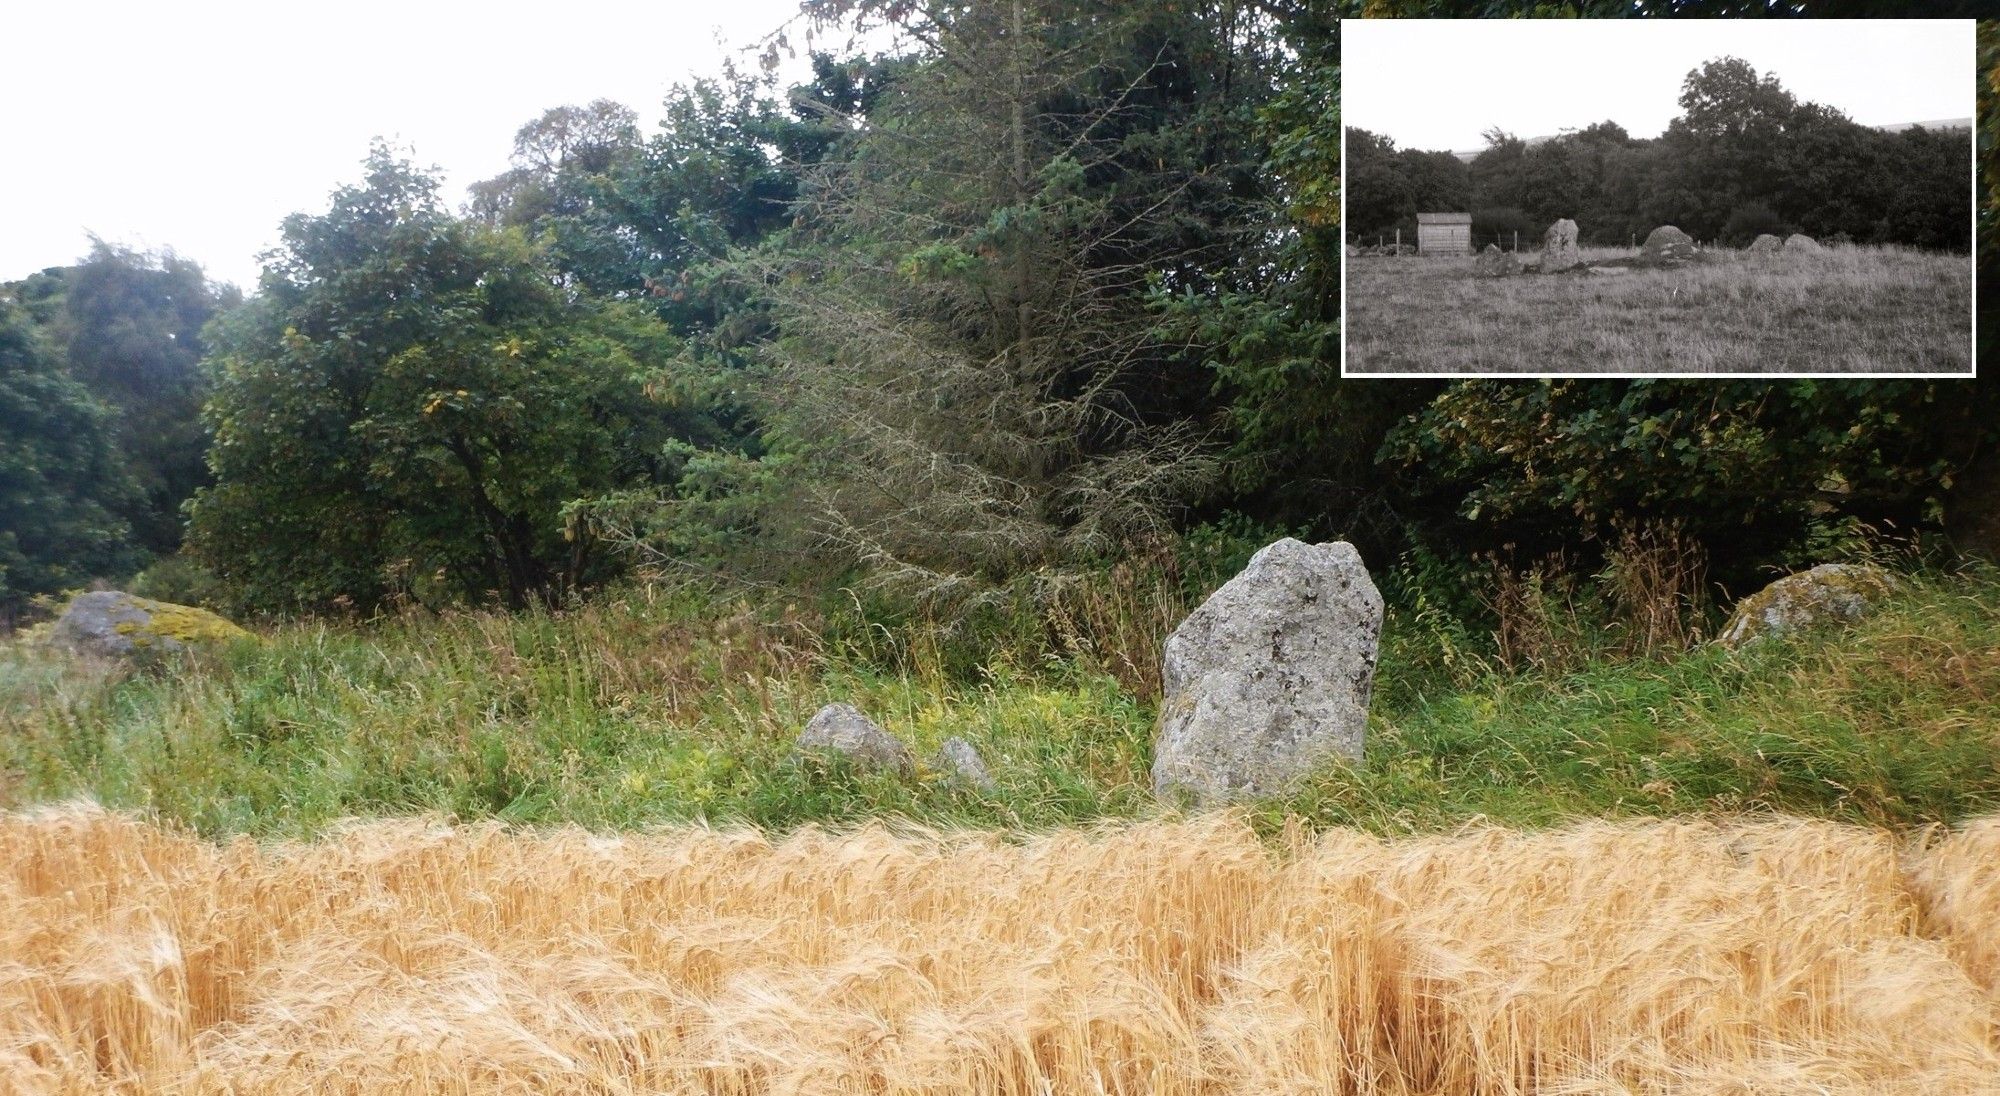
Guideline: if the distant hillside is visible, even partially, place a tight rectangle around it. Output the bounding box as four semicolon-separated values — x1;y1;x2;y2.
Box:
1873;117;1974;135
1448;117;1971;163
1450;135;1554;163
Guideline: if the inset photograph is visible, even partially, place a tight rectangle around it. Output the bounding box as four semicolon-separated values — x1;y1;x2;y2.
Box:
1342;19;1973;376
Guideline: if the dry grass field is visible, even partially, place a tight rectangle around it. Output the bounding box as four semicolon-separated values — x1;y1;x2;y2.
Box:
1343;245;1972;374
5;804;1999;1094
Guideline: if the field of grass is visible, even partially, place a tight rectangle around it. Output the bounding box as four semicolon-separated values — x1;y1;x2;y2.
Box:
4;566;1998;840
4;804;1997;1093
1343;244;1972;374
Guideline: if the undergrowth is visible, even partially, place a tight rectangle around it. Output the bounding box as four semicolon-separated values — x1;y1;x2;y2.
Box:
2;558;1996;840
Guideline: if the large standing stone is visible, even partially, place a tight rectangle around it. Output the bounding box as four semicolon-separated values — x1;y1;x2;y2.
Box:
1784;233;1822;253
797;703;913;773
1152;538;1383;805
1641;225;1695;265
48;591;251;659
1541;218;1581;272
1714;564;1898;649
1472;244;1520;278
1747;234;1783;254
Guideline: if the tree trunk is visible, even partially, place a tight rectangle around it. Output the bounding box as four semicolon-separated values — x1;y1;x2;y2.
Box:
446;434;545;609
1010;0;1031;355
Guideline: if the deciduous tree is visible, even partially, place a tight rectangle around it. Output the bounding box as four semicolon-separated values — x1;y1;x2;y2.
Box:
189;147;707;613
0;300;139;618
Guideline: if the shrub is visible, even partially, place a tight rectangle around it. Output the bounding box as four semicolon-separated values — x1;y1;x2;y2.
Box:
129;555;226;609
1721;201;1788;246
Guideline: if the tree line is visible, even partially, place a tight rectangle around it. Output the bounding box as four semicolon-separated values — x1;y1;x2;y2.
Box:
1348;56;1971;251
2;0;1995;628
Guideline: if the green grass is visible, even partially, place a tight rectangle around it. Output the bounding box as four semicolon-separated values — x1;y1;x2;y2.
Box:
0;590;1160;837
4;567;1997;839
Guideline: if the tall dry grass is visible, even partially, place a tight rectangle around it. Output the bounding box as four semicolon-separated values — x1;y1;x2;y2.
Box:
4;804;1997;1094
1479;523;1713;674
1344;245;1971;374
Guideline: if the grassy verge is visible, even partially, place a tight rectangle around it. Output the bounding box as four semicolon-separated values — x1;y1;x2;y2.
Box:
1279;570;2000;833
3;566;1997;839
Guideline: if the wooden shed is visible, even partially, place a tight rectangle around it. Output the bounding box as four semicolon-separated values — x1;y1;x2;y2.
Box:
1416;212;1472;255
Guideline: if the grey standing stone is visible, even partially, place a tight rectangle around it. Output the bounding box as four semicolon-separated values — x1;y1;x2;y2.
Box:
1472;244;1520;278
933;736;997;792
1747;234;1783;254
1714;564;1897;650
1784;233;1822;253
1541;218;1581;272
48;590;250;659
50;592;156;658
1152;538;1384;806
1641;225;1695;265
797;703;913;773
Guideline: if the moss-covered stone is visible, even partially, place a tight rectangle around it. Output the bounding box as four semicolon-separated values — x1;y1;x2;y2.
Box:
50;591;252;659
1715;563;1898;650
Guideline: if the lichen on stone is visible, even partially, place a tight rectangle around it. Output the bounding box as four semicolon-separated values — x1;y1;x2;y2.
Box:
1716;563;1898;649
49;591;253;660
126;598;251;644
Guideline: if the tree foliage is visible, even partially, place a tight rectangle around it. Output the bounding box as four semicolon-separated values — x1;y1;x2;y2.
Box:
188;147;710;613
0;300;139;618
1147;6;1385;536
1386;380;2000;590
57;243;237;553
1;242;237;557
698;0;1277;599
8;0;1986;626
1348;58;1969;250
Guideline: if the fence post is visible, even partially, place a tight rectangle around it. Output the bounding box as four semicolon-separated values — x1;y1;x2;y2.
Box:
1395;228;1401;254
1513;230;1519;253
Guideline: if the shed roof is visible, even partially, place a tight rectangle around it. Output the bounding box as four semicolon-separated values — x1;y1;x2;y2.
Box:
1417;212;1473;224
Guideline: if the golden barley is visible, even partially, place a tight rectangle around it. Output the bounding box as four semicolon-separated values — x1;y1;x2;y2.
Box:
2;804;1995;1094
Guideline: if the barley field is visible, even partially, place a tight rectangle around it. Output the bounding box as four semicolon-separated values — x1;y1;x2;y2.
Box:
1343;245;1972;374
5;804;1998;1094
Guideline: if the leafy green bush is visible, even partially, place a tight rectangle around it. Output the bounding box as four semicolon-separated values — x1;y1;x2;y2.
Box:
129;555;226;609
1386;379;1998;595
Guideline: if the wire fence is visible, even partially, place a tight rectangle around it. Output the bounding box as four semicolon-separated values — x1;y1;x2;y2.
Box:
1352;230;1719;256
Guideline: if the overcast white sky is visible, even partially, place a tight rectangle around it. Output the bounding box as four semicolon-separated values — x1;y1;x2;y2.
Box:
1344;19;1973;155
1;0;847;291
